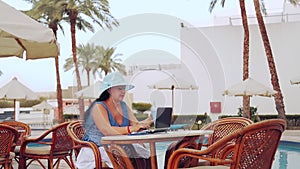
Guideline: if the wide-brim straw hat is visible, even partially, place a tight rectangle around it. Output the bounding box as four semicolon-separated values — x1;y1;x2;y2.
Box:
99;71;134;98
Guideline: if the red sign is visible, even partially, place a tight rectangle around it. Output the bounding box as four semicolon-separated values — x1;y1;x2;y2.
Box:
210;102;221;113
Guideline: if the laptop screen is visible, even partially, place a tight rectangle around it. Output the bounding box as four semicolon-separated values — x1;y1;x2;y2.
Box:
155;107;172;128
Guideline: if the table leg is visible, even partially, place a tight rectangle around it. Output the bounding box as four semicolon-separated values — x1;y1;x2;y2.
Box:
149;142;157;169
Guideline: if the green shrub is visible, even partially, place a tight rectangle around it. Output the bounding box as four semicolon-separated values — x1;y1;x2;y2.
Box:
237;106;260;122
0;99;42;108
134;113;149;121
132;102;151;113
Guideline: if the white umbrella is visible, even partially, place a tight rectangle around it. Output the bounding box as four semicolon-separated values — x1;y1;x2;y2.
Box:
32;100;53;111
63;105;80;115
223;78;277;97
0;1;59;59
0;77;38;120
74;81;102;99
290;76;300;85
148;77;198;113
32;100;53;124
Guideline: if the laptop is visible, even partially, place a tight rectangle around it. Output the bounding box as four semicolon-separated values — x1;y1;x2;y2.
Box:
131;107;173;135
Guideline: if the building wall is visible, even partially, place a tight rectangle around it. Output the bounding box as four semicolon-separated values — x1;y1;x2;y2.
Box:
181;21;300;119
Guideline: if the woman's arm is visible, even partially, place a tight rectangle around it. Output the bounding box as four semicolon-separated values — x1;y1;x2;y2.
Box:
91;104;128;136
127;105;153;128
91;103;152;135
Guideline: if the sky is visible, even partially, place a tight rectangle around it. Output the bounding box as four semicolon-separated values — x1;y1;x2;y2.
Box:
0;0;285;92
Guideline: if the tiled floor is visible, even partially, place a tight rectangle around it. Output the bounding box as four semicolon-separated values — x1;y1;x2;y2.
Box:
12;159;70;169
281;129;300;142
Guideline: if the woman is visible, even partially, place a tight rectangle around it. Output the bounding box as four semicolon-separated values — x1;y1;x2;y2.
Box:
76;71;153;169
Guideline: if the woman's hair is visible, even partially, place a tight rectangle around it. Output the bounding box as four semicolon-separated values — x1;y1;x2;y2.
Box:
96;89;110;101
85;89;110;121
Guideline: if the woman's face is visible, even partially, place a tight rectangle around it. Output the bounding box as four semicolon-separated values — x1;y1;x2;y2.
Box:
109;85;126;101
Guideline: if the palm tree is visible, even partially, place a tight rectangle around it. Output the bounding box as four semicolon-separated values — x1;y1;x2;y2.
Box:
253;0;298;120
64;44;126;83
64;43;98;86
61;0;119;117
24;0;65;123
93;46;126;76
209;0;251;118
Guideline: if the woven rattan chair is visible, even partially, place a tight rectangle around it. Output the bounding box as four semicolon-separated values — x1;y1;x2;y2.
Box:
105;144;135;169
18;121;75;169
0;124;19;169
164;117;253;168
204;117;253;148
164;136;202;169
0;121;31;164
67;120;106;169
167;119;286;169
67;120;146;169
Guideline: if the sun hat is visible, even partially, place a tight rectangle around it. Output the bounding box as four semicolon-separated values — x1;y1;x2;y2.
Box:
99;71;134;97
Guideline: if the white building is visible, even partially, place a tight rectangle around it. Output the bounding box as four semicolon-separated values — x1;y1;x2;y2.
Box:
87;2;300;120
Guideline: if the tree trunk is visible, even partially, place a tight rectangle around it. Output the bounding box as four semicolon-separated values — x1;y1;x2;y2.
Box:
55;56;64;123
70;11;85;118
253;0;286;120
240;0;251;119
87;69;91;86
49;22;64;123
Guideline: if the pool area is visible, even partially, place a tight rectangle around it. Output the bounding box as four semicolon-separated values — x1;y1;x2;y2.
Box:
272;141;300;169
153;140;300;169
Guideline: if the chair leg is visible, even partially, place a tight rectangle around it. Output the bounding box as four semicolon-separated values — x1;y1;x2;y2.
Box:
18;158;26;169
48;159;53;169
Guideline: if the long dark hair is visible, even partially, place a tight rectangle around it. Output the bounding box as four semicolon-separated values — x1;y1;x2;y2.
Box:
84;89;110;121
96;89;110;102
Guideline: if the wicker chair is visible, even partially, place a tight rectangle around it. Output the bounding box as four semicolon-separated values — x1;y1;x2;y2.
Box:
67;120;146;169
67;120;106;169
18;121;75;169
105;144;135;169
167;119;286;169
0;124;19;169
204;117;253;148
164;117;253;168
0;121;31;164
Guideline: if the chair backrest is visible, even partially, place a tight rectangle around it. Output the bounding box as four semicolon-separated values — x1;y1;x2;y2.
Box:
0;124;19;163
106;144;135;169
205;117;253;146
201;117;253;131
0;121;31;146
67;120;103;169
230;119;285;169
49;121;74;153
69;120;85;140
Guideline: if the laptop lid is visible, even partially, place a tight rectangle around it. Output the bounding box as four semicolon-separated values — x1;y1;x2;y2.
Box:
155;107;172;129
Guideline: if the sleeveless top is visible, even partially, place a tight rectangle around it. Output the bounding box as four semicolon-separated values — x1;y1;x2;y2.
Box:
82;100;130;146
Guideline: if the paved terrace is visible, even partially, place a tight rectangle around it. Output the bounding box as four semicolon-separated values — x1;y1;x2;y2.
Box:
12;129;300;169
281;129;300;142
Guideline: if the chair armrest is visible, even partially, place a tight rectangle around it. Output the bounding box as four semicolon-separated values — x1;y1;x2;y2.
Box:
201;143;209;147
167;147;234;169
72;138;103;169
19;130;53;155
167;130;240;169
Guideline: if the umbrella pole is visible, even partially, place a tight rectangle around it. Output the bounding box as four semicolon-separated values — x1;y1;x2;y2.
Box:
14;99;16;121
171;85;174;117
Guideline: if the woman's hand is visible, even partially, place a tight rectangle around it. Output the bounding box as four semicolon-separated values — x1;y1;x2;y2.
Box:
141;116;154;126
130;123;150;133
